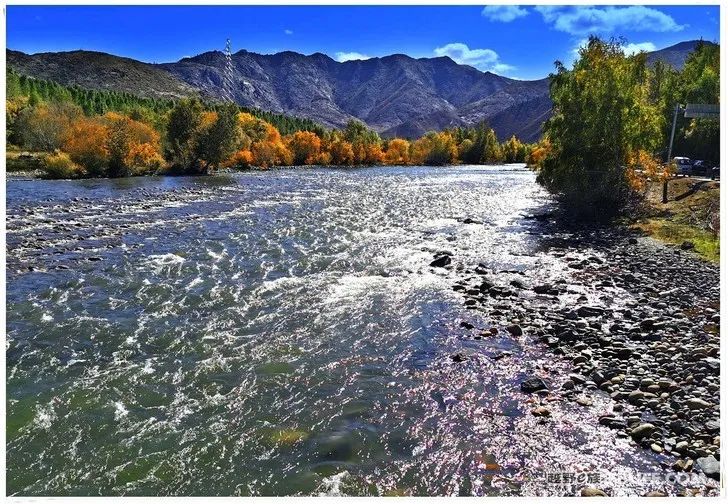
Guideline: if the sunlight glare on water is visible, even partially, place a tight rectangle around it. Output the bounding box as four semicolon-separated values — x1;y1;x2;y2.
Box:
6;165;693;496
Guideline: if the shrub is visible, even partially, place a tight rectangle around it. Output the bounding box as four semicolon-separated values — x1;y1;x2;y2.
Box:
224;149;254;169
62;117;109;177
125;142;165;175
42;152;84;179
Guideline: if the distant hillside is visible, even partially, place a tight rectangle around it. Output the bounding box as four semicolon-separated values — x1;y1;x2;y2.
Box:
6;40;711;142
6;67;326;137
157;50;551;141
7;49;196;100
645;40;717;70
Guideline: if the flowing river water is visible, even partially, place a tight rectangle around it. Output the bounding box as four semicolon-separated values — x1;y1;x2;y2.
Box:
6;165;714;496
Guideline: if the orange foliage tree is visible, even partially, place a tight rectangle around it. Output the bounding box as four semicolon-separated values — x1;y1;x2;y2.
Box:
329;139;355;165
525;137;552;169
363;143;385;165
63;117;110;176
385;139;410;165
224;149;254;169
103;112;163;176
625;149;672;193
287;131;321;165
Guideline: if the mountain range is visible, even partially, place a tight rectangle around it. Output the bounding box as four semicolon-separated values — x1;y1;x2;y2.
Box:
6;40;709;142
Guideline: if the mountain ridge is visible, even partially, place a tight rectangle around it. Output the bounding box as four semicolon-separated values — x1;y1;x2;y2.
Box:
7;40;709;142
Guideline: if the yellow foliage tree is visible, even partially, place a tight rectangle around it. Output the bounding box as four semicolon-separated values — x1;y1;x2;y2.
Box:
329;139;355;165
410;131;457;166
385;139;410;165
363;143;385;165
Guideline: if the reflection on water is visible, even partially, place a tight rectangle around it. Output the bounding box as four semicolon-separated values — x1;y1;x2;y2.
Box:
6;165;704;495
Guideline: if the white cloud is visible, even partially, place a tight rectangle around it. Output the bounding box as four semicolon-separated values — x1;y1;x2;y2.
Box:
481;5;528;23
433;42;514;74
570;38;589;63
569;38;656;64
492;62;516;74
623;41;657;55
284;29;293;35
335;51;370;62
536;6;685;35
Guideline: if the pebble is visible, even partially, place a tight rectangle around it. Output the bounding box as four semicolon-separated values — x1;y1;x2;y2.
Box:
520;377;547;393
686;398;712;410
576;396;593;407
531;406;551;417
453;225;719;492
696;456;720;480
580;487;608;497
630;423;656;441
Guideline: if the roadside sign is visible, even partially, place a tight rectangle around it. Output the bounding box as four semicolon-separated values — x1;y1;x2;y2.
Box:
684;104;719;118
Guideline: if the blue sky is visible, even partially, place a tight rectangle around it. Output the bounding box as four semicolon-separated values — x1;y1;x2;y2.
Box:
7;5;721;80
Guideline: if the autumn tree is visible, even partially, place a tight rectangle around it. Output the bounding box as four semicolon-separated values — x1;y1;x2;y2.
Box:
287;130;321;165
224;149;254;169
62;117;110;177
525;137;552;168
13;102;82;151
481;127;503;163
384;138;410;165
455;123;502;164
410;131;458;166
328;138;355;165
501;135;526;163
363;143;385;165
249;121;293;167
103;112;163;176
42;151;84;179
340;120;382;165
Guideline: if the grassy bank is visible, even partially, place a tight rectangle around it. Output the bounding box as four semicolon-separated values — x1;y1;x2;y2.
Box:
6;149;46;173
632;177;720;262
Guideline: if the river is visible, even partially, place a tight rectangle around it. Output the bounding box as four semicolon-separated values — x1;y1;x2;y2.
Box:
6;165;713;496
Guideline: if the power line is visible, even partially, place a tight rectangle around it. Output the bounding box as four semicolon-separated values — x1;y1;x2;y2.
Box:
223;38;235;103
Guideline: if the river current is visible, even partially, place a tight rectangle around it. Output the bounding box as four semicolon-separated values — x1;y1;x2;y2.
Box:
6;165;707;495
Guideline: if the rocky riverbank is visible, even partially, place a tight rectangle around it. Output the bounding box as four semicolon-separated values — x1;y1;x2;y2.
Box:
446;219;720;495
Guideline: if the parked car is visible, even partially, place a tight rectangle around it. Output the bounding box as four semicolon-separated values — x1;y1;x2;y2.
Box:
672;157;692;176
692;160;709;176
711;166;720;180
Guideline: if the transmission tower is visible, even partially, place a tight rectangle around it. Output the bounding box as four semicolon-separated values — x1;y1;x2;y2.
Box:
223;38;235;103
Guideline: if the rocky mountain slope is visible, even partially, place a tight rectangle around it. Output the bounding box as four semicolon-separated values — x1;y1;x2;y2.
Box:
7;49;196;100
7;40;709;142
645;40;715;70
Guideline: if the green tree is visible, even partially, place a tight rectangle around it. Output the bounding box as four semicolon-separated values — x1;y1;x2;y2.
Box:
672;41;720;163
194;105;240;173
538;37;663;218
165;98;203;172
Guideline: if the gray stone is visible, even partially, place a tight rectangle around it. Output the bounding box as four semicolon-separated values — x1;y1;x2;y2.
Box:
430;255;451;268
581;487;608;497
630;423;656;440
520;377;547;393
506;324;523;336
687;398;712;410
696;456;720;480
